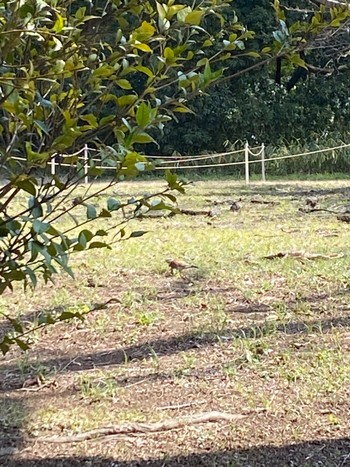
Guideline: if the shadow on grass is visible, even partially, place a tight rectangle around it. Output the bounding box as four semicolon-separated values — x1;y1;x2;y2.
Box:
0;396;27;459
204;184;350;200
3;437;350;466
1;313;349;392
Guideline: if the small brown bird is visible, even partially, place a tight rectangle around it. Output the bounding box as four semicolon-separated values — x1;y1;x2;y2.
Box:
166;258;199;274
229;201;240;212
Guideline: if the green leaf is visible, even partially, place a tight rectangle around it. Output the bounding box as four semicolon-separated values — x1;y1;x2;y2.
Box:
168;5;186;20
290;54;307;68
26;142;49;165
156;1;166;20
28;197;43;218
33;219;50;234
13;178;37;196
96;229;108;237
87;205;97;219
88;166;103;177
53;13;65;33
166;170;178;187
134;43;152;53
58;311;79;321
132;132;157;144
185;10;205;26
92;65;114;78
130;231;148;238
52;134;76;151
177;6;192;23
99;208;112;218
135;65;154;78
34;120;50;136
9;318;23;334
134;21;156;41
107;198;121;211
149;199;170;210
15;338;30;352
89;241;111;249
6;270;25;281
164;193;177;203
116;79;133;90
25;268;37;288
78;229;93;248
37;313;55;325
164;47;175;61
0;336;13;355
136;102;151;127
80;114;98;128
118;95;138;108
245;51;260;58
173;105;194;114
75;6;86;21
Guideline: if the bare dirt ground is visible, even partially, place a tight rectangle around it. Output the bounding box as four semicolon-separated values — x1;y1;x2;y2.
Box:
1;179;350;466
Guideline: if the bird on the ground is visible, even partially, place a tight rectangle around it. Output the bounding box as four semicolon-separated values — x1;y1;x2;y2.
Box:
306;197;317;208
208;206;221;218
166;258;199;274
229;201;240;212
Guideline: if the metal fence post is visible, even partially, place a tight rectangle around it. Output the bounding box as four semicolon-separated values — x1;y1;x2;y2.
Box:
244;142;249;185
83;144;89;184
261;143;266;182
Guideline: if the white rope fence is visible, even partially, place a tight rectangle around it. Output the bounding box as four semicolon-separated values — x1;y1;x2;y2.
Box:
147;146;262;164
5;142;350;186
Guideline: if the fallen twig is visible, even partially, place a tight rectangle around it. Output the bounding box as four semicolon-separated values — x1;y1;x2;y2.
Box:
337;214;350;223
299;207;337;214
157;401;206;411
180;208;210;216
20;381;57;392
135;212;175;219
251;199;279;205
280;228;300;234
264;251;344;261
31;411;245;444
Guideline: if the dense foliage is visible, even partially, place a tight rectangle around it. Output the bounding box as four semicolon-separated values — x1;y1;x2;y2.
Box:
158;0;350;172
0;0;259;353
0;0;349;354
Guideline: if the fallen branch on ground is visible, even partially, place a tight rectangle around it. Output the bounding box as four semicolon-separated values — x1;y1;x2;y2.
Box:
31;411;245;444
299;207;337;214
157;401;206;411
264;251;344;261
337;214;350;223
250;199;280;205
135;212;176;219
180;208;210;216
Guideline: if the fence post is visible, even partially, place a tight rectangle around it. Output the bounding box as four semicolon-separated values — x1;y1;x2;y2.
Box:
50;154;56;184
244;142;249;185
83;144;89;185
261;143;266;183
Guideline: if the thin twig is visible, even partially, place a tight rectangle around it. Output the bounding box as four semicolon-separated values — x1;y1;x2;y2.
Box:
31;411;246;444
264;251;344;260
157;401;206;411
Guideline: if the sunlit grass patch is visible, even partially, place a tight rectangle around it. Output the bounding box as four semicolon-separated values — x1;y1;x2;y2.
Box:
1;178;350;463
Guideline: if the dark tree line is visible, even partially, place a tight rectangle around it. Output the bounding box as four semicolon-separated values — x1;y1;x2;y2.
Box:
154;0;350;173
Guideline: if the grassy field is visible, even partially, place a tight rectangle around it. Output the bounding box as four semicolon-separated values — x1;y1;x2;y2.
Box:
1;178;350;466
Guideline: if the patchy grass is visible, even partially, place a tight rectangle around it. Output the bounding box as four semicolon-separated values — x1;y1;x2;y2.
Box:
1;178;350;466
